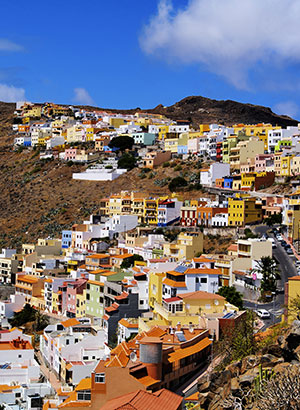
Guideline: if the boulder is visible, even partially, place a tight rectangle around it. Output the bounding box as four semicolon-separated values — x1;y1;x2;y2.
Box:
241;355;259;373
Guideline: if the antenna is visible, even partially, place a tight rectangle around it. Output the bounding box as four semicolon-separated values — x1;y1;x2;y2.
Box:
130;352;137;362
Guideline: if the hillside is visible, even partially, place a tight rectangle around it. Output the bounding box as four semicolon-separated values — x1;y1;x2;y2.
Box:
0;96;297;248
0;103;204;248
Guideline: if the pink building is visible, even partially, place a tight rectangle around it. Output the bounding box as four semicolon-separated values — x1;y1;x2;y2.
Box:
255;154;274;173
65;278;87;318
64;148;78;161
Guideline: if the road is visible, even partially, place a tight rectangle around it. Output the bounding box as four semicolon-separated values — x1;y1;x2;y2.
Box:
243;224;298;327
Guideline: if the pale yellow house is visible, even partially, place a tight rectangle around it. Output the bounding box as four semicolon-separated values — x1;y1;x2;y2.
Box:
163;232;203;261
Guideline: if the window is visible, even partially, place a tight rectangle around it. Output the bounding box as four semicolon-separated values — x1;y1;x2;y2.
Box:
83;356;89;360
95;373;105;383
18;354;22;358
200;278;207;283
66;339;69;345
77;391;91;401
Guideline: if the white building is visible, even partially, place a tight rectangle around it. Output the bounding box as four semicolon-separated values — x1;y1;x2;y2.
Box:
73;166;127;181
0;338;40;384
200;162;231;186
40;320;110;386
211;212;228;227
0;294;26;319
268;127;299;153
157;199;182;226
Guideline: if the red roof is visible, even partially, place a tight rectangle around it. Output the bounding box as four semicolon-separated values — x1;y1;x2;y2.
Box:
163;297;181;303
99;388;182;410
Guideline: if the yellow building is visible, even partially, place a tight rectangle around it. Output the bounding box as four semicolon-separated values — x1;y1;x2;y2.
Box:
280;154;294;176
199;124;210;134
274;152;283;176
143;198;159;225
241;173;256;190
164;137;178;153
228;196;262;227
233;123;280;137
85;127;95;142
140;290;228;331
109;118;126;128
76;292;86;317
157;125;169;141
149;272;165;309
287;276;300;323
291;155;300;176
163;232;203;261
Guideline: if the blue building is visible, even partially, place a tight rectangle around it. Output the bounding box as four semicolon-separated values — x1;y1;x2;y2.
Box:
223;177;233;189
62;230;72;249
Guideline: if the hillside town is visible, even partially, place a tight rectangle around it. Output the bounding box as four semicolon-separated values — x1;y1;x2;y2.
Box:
0;101;300;409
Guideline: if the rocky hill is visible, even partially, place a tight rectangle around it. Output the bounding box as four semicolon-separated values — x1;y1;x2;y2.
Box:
147;96;299;127
197;322;300;410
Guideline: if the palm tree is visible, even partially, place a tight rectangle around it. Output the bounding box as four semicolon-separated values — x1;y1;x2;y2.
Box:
33;310;49;332
253;256;280;296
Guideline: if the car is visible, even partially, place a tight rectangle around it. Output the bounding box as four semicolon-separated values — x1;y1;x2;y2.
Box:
272;243;277;249
281;241;287;247
255;309;271;319
277;235;283;241
286;248;293;255
296;261;300;266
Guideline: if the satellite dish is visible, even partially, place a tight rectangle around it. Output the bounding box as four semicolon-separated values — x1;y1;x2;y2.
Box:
186;304;190;310
189;324;194;333
130;352;137;362
214;300;219;306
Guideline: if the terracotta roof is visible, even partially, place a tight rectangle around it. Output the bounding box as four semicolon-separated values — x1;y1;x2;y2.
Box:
178;291;225;301
115;292;129;301
86;253;109;259
58;391;90;408
88;280;104;286
100;388;183;410
75;377;91;391
163;297;181;303
119;318;138;329
61;318;80;328
186;392;199;401
163;278;187;288
227;244;238;251
185;268;222;275
193;256;215;263
289;276;300;280
17;274;39;284
168;337;211;363
103;314;110;321
112;254;134;259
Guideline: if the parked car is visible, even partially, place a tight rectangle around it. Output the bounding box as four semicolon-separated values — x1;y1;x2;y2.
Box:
255;309;271;319
277;235;283;241
286;248;293;255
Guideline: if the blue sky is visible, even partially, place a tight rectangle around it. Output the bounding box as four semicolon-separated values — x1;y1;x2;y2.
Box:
1;0;300;119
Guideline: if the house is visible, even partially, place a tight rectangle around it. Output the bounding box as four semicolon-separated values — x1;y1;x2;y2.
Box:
143;151;171;168
15;274;45;306
285;276;300;323
0;337;40;384
163;232;203;261
228;196;262;227
0;248;18;284
117;318;139;344
157;199;182;226
162;259;221;298
132;132;156;146
40;319;109;385
200;163;230;187
0;294;26;318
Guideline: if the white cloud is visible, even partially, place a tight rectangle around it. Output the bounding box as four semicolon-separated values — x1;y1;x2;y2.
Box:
73;88;94;105
0;83;25;102
140;0;300;89
0;39;23;52
273;101;299;119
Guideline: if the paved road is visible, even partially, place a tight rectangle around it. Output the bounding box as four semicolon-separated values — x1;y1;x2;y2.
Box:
242;224;298;327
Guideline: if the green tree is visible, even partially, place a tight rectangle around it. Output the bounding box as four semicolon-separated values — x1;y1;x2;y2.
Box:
253;256;280;296
168;176;187;192
118;153;136;170
217;286;244;309
121;254;144;269
8;303;36;327
33;310;50;331
108;135;134;152
264;213;283;226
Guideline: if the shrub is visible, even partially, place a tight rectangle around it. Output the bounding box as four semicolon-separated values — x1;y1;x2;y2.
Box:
168;176;188;192
162;161;170;168
174;164;182;171
66;161;74;167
